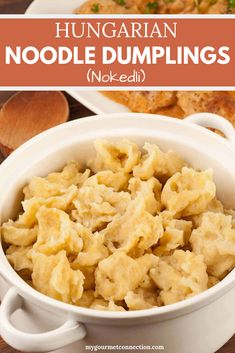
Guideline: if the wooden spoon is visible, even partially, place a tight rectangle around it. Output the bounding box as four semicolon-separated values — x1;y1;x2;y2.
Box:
0;91;69;157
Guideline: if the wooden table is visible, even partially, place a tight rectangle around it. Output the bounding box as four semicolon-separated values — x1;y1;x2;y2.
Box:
0;1;234;352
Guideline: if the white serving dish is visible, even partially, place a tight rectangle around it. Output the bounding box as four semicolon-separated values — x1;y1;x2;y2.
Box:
26;0;88;15
0;113;235;353
25;0;129;114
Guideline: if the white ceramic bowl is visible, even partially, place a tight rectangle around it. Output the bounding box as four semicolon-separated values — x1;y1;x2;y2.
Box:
0;113;235;353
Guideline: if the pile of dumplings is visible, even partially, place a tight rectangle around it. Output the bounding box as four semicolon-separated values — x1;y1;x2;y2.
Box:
2;139;235;311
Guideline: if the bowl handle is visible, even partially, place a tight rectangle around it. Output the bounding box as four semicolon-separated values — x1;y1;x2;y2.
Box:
184;113;235;143
0;287;87;352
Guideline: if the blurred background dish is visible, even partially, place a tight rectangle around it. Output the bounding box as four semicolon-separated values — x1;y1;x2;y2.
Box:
26;1;235;127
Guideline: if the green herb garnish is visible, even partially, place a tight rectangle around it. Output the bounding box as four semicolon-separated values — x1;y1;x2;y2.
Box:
115;0;126;6
210;0;217;5
145;1;158;13
194;0;203;8
228;0;235;10
91;3;100;13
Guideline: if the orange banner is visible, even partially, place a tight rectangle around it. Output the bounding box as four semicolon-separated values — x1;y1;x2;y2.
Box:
0;17;235;88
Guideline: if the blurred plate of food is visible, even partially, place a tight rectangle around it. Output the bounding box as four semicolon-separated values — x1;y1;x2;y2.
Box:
26;0;235;126
26;0;235;15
